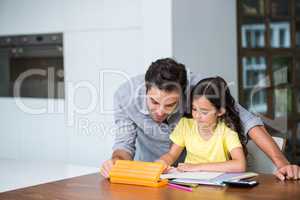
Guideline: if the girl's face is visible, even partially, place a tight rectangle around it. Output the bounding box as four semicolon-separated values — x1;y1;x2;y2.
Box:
192;96;224;130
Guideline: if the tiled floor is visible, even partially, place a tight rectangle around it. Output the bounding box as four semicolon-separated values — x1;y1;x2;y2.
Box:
0;159;99;193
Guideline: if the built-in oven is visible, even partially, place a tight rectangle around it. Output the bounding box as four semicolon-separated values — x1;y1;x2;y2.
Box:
0;33;64;98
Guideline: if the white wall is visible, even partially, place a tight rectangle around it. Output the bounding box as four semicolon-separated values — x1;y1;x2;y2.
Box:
0;0;237;166
172;0;238;98
0;0;172;166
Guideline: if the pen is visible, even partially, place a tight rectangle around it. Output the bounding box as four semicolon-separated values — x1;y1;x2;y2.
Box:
168;183;193;192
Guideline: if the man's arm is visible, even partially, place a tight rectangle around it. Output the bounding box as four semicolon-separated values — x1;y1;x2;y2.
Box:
111;149;133;161
101;149;133;178
100;88;137;178
248;126;289;168
248;126;300;180
236;103;300;180
235;103;265;135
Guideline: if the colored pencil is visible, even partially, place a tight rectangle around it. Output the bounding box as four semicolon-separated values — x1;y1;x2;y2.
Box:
168;183;193;192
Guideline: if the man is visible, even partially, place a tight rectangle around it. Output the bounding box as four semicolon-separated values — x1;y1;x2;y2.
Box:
101;58;300;180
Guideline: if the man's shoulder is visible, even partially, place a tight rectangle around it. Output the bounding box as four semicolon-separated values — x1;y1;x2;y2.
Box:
115;74;145;98
114;74;146;114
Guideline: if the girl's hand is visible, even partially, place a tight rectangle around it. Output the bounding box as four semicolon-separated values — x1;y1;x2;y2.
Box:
177;163;201;172
163;166;175;174
167;166;179;173
155;159;170;173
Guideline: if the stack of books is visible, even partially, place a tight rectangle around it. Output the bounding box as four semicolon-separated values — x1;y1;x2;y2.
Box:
160;171;258;187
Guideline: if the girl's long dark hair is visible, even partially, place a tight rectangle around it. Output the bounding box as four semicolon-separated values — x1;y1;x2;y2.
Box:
190;76;247;152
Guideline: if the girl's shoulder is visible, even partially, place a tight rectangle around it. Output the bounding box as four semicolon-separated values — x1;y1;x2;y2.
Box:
217;121;238;136
178;117;195;129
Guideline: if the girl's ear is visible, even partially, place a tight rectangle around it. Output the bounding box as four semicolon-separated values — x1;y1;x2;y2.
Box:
217;108;226;117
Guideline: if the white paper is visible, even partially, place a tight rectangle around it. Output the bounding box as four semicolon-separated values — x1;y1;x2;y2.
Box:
160;171;224;180
172;178;226;186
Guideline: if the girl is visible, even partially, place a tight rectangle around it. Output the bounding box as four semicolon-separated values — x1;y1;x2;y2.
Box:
158;76;247;173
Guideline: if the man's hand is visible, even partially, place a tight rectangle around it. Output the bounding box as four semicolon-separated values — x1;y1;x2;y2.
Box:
100;159;115;178
100;149;133;178
274;164;300;181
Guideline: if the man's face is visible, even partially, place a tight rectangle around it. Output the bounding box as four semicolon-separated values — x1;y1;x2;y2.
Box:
146;86;180;123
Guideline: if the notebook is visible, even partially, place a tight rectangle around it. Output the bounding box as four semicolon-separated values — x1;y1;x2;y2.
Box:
160;171;258;186
160;171;224;180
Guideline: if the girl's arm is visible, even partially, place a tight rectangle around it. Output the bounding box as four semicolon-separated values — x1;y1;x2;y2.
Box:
158;143;184;167
177;147;246;173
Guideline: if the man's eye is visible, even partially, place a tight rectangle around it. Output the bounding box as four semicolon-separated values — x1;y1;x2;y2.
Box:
192;108;197;111
166;104;175;108
151;100;159;105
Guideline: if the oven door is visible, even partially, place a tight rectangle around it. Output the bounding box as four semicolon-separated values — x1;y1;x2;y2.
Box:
1;45;64;98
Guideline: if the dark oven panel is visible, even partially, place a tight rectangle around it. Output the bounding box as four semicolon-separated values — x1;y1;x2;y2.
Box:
0;33;64;98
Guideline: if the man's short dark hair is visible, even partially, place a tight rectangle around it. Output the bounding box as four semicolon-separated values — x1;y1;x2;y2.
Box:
145;58;187;93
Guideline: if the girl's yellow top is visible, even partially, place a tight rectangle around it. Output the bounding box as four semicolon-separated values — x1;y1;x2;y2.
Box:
170;117;242;164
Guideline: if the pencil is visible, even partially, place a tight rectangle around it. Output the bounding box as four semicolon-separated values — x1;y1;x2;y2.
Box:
168;183;193;192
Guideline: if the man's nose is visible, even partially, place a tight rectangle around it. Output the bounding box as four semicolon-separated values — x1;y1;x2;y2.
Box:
157;109;165;116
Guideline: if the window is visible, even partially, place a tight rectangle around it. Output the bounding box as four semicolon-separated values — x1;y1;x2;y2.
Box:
238;0;300;163
271;0;290;17
296;21;300;47
297;0;300;18
241;18;266;48
270;21;291;48
242;0;265;16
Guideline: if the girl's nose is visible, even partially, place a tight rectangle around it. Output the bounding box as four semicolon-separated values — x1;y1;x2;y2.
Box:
195;112;201;119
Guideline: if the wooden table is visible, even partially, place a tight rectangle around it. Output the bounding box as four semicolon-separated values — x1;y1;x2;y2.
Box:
0;173;299;200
